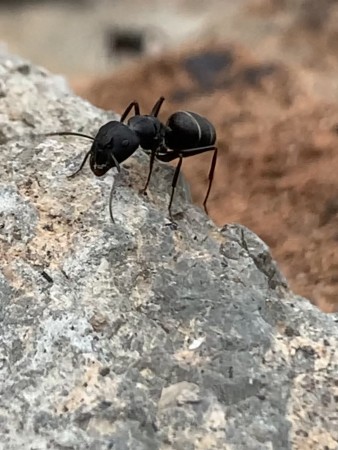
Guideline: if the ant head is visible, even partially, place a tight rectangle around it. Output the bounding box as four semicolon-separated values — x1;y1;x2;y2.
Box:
90;121;140;176
89;141;113;176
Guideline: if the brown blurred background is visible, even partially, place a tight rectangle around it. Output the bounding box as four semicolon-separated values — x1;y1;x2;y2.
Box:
2;0;338;312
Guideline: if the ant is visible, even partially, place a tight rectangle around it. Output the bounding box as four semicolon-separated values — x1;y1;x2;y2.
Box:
44;97;217;224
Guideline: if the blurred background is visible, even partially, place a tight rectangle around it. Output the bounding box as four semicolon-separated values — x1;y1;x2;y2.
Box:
2;0;338;312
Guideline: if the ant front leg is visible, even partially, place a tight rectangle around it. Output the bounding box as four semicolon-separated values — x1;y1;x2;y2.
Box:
42;131;95;179
67;149;91;178
120;101;141;123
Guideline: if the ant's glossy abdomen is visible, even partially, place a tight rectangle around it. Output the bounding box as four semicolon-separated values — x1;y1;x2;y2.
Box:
165;111;216;151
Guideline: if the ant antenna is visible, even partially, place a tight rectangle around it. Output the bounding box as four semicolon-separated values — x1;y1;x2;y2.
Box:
43;131;95;141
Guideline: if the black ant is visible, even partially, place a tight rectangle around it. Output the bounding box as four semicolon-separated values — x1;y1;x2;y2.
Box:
44;97;217;224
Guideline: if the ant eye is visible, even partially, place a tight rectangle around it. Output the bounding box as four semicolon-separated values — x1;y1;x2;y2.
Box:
122;140;129;146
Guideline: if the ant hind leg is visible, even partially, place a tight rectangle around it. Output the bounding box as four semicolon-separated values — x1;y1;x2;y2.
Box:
165;155;183;229
203;147;218;214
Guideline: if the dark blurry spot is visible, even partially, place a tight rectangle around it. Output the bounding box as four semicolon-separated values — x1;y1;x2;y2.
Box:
41;271;53;283
16;64;31;75
284;326;300;337
319;197;338;226
0;0;90;8
241;64;277;86
42;223;54;232
61;269;69;279
106;28;145;57
297;1;330;31
171;89;191;102
260;168;285;179
99;367;110;377
295;429;309;438
172;211;184;221
75;412;92;429
184;50;234;90
99;400;112;409
297;345;316;358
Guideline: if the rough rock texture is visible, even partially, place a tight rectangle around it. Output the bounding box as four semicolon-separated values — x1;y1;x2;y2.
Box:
1;51;338;450
74;40;338;313
3;0;338;314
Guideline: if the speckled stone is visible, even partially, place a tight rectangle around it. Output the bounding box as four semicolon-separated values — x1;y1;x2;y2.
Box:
0;49;337;450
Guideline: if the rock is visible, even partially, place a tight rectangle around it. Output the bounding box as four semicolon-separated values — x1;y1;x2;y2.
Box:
0;50;337;450
73;41;338;313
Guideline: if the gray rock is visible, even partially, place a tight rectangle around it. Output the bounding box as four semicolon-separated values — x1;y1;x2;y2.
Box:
0;50;337;450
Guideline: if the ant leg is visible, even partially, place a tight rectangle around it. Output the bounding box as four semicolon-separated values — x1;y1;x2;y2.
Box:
141;148;156;194
67;149;91;178
156;144;217;216
156;145;216;163
150;96;165;117
168;155;183;222
44;131;94;141
203;147;218;214
120;101;140;123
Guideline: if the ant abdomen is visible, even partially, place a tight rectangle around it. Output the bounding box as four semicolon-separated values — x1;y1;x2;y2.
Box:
165;111;216;151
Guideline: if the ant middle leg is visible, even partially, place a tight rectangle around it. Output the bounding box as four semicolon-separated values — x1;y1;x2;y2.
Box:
67;149;91;178
150;96;165;117
141;148;156;195
120;101;141;123
167;155;183;224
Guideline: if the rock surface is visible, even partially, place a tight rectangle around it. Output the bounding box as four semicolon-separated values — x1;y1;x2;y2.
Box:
75;40;338;313
0;51;338;450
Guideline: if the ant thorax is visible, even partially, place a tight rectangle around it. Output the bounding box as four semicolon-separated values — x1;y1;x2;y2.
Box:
127;115;164;151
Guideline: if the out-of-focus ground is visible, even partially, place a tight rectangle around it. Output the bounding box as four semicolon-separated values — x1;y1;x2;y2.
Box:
0;0;238;76
2;0;338;312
